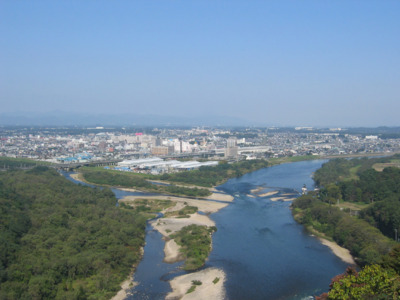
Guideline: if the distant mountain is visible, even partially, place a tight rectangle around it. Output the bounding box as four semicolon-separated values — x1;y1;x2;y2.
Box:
0;111;258;127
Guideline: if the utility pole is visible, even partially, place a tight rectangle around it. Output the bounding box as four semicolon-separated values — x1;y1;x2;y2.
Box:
395;228;398;242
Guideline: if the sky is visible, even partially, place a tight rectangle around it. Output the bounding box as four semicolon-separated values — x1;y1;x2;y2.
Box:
1;1;399;127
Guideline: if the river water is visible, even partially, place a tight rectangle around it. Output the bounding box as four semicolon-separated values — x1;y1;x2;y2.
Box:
64;160;350;299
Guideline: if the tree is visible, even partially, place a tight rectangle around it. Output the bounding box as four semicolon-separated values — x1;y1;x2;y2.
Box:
327;265;400;299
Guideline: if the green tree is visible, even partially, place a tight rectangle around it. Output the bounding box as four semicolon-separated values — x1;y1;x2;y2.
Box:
328;265;400;300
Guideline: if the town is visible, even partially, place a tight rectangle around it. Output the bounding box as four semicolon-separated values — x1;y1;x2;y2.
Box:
1;126;400;174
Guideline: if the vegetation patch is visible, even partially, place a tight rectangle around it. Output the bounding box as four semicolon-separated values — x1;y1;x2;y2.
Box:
164;205;198;218
80;167;211;197
186;285;196;294
128;198;174;213
170;224;216;270
268;155;319;165
192;280;202;285
213;277;220;284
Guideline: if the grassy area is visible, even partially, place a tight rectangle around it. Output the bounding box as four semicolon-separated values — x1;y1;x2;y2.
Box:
372;161;400;172
164;205;198;218
335;200;371;211
347;165;361;181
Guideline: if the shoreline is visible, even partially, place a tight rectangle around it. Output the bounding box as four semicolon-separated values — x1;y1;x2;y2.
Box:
122;193;227;298
110;278;137;300
120;194;230;214
166;267;226;300
318;237;356;265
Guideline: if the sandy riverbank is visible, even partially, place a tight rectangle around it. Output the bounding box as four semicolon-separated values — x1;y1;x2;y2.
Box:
121;194;229;214
166;267;226;300
69;172;85;182
110;278;137;300
319;238;356;265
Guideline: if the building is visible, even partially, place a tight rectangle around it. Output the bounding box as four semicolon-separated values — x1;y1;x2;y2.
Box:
225;137;239;159
152;146;169;156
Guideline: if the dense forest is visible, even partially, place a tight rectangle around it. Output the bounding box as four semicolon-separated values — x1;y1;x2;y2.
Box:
0;166;148;299
293;155;400;298
313;155;400;240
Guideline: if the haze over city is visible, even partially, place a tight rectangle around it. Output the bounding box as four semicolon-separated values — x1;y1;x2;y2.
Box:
1;1;399;127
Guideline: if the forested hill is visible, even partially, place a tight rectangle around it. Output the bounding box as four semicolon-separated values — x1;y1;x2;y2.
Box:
0;166;147;300
313;155;400;240
292;155;400;298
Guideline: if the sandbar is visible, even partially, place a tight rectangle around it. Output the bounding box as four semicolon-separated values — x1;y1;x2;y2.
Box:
207;192;234;202
258;191;279;197
166;267;226;300
121;195;228;214
319;238;356;265
164;239;183;263
270;197;296;202
250;187;264;194
152;212;215;237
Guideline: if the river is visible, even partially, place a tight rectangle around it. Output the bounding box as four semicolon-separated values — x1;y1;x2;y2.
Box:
64;160;350;299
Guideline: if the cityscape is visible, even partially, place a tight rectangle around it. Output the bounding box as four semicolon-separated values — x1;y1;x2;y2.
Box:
2;126;400;170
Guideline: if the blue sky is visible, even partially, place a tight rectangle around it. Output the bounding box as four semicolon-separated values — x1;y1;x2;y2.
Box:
1;1;399;127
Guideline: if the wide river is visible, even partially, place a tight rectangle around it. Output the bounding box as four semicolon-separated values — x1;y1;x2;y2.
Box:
66;160;350;299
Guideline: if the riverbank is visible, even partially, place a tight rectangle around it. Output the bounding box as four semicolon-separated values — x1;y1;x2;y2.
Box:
293;218;357;266
69;172;85;182
110;278;137;300
318;238;356;265
121;191;226;297
120;193;231;214
166;267;226;300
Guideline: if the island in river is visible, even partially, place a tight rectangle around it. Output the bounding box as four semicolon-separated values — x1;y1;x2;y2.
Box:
72;159;357;299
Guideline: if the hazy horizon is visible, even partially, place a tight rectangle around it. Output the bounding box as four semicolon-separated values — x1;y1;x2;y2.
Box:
1;1;399;127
